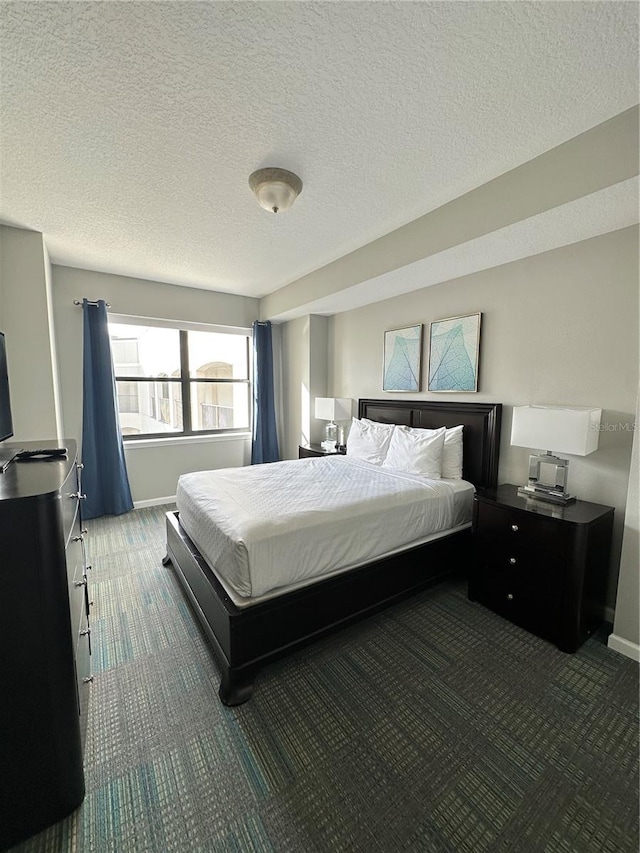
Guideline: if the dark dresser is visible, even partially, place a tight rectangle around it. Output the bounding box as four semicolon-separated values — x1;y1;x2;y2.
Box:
470;483;614;653
0;440;91;849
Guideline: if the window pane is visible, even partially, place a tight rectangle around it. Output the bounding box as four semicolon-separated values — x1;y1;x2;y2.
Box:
190;382;249;431
116;380;182;436
187;331;249;380
110;324;180;378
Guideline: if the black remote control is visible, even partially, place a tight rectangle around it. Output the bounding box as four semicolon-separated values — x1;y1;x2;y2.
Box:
14;448;68;460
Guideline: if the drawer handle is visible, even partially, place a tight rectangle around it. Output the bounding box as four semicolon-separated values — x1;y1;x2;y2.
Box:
506;593;514;601
511;524;519;532
509;557;517;565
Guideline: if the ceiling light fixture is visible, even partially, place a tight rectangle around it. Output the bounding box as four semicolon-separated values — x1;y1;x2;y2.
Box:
248;167;303;214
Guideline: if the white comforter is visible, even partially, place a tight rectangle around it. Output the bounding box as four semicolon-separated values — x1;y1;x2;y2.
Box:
176;455;467;600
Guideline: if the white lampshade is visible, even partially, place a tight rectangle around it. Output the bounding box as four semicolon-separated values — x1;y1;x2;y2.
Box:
315;398;352;421
511;405;601;456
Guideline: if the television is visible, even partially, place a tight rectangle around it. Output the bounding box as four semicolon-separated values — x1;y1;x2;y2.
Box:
0;331;16;471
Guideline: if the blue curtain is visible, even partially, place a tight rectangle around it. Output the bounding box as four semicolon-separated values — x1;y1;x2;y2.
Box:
251;320;280;464
81;299;134;519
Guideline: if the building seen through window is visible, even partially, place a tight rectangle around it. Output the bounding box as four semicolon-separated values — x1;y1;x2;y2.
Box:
109;323;250;438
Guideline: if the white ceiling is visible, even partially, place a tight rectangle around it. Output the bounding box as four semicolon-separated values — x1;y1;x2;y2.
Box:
1;2;638;301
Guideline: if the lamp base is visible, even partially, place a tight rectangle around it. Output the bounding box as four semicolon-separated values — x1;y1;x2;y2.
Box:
324;420;338;447
517;485;576;505
521;452;576;505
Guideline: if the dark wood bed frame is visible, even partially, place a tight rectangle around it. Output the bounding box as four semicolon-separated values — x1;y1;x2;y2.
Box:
163;399;502;705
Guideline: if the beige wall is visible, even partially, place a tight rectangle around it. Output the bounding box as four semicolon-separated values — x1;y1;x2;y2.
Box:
51;265;259;504
0;225;61;440
281;314;331;458
320;225;638;611
609;386;640;659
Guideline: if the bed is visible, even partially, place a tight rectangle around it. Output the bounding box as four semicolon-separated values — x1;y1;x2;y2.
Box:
163;399;502;704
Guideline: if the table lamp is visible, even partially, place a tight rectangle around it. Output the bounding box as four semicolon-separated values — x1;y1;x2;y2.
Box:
511;405;601;504
315;398;351;451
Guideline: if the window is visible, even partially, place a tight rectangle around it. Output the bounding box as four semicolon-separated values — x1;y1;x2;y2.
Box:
109;322;251;439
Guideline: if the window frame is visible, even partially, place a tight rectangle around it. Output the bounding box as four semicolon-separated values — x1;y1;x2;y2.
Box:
109;318;252;442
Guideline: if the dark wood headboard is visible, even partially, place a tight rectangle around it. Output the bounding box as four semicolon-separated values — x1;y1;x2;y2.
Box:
358;399;502;490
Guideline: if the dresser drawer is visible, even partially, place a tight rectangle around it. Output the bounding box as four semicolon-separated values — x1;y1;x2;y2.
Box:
75;629;91;749
67;537;85;637
60;464;81;546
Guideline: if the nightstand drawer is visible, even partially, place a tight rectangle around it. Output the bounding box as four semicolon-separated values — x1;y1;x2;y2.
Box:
475;502;569;556
477;555;562;597
477;574;562;643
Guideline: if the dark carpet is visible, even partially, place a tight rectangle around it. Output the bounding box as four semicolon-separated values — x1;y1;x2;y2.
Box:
8;505;639;853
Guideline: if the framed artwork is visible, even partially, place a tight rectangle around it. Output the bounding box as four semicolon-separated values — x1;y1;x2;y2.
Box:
383;324;422;392
428;313;481;392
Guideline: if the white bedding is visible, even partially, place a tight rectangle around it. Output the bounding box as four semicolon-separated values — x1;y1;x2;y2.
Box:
176;455;474;603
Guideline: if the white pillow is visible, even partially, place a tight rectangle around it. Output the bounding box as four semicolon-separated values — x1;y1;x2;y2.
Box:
386;423;463;478
383;425;446;478
442;425;464;479
346;418;395;465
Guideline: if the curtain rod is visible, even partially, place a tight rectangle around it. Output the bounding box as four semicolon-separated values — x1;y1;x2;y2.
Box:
73;299;111;308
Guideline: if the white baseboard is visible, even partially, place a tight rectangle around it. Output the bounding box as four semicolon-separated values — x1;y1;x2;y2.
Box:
133;495;176;509
607;633;640;662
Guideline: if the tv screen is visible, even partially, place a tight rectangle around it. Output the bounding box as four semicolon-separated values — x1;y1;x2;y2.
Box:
0;332;14;443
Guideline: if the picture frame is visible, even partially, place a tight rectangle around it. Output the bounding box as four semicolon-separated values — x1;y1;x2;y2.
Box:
428;313;481;392
383;324;422;392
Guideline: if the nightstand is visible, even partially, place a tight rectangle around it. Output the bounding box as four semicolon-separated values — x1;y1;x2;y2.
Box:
470;484;614;653
298;444;345;459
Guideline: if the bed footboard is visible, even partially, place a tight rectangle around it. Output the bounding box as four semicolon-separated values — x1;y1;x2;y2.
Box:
164;509;470;705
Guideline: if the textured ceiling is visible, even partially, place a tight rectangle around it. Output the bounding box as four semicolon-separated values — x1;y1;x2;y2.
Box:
1;1;638;300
